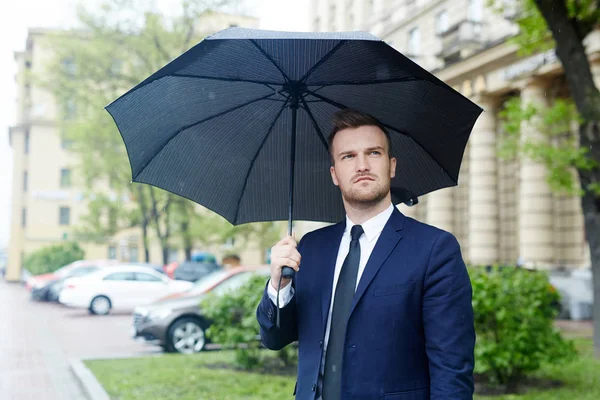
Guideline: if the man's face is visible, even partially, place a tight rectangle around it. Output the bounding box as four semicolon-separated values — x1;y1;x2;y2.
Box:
329;125;396;207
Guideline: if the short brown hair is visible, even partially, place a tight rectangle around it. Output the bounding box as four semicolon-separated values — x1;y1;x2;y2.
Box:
328;109;392;164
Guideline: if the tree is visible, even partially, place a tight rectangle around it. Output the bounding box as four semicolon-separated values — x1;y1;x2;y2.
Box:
494;0;600;356
24;242;85;275
37;0;237;264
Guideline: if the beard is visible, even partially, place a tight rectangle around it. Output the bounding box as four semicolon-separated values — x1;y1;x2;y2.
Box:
339;178;390;209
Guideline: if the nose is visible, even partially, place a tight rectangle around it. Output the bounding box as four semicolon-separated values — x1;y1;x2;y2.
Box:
356;153;370;172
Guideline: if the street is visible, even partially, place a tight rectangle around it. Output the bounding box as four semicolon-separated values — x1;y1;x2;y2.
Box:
0;280;161;399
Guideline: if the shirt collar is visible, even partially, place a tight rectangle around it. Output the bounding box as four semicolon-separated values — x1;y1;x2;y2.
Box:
345;203;394;243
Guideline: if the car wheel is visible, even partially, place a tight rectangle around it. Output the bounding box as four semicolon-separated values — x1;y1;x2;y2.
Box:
166;317;207;354
89;296;111;315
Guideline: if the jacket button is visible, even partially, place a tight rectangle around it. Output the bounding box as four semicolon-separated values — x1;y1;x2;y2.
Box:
312;384;316;391
319;340;323;348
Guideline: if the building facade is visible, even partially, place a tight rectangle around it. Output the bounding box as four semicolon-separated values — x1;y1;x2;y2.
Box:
5;12;261;282
308;0;600;269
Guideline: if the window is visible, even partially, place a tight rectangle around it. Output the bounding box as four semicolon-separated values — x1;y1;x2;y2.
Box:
135;272;162;282
436;10;449;34
64;99;76;120
59;207;70;225
469;0;483;22
408;27;420;56
70;267;99;277
24;131;30;154
61;134;73;149
23;171;28;192
104;272;134;281
60;169;71;188
212;272;252;296
21;208;27;227
108;246;117;259
129;246;139;263
62;58;76;75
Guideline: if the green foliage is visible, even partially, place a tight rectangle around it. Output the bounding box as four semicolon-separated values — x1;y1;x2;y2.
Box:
24;242;85;275
470;266;577;391
34;0;239;258
489;0;600;56
201;274;297;369
497;96;599;196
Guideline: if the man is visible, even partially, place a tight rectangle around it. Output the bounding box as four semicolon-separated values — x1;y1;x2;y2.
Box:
256;109;475;399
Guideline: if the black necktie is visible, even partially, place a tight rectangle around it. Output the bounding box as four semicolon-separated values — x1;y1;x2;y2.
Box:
322;224;364;400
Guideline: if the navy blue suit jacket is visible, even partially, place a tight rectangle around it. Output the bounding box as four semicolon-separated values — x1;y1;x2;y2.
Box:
256;208;475;399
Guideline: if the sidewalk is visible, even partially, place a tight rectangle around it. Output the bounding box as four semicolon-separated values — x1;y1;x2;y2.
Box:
0;280;87;400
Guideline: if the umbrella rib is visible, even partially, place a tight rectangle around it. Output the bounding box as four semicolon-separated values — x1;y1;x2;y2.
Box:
305;89;457;184
171;73;281;86
250;39;291;83
233;98;290;224
133;92;278;180
310;77;421;86
299;41;346;83
300;97;329;151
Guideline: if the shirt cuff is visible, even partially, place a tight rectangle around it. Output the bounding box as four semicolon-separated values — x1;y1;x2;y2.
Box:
267;279;295;308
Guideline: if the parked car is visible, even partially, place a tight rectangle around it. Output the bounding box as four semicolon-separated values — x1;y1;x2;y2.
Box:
26;259;119;291
132;265;269;354
59;265;193;315
41;262;164;303
171;261;221;282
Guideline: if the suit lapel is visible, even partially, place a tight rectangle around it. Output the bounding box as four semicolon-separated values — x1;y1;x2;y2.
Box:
320;222;345;324
349;208;405;317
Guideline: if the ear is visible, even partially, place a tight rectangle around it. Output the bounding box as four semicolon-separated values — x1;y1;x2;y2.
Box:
389;157;396;179
330;165;339;186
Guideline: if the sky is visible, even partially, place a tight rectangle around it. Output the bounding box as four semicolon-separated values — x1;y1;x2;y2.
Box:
0;0;310;249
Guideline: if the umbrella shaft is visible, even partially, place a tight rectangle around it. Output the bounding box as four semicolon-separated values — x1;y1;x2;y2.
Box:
288;98;298;236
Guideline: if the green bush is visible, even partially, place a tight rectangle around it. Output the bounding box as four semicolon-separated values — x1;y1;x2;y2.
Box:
201;274;297;370
469;265;577;392
24;242;85;275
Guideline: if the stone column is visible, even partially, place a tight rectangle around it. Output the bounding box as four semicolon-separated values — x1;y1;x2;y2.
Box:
518;79;554;266
426;188;454;233
468;95;499;265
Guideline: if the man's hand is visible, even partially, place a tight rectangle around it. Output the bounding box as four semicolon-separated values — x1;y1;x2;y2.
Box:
269;235;301;290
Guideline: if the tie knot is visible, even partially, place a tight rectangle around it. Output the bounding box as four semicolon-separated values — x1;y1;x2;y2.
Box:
350;225;364;241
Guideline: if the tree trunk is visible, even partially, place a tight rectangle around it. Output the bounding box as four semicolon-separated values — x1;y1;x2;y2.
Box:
534;0;600;357
578;121;600;357
149;187;172;266
136;186;151;263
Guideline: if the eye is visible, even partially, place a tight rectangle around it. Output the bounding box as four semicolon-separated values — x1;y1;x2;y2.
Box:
342;154;354;160
370;150;381;155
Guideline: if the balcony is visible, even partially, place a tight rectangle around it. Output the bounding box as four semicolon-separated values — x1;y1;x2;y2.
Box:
437;20;486;64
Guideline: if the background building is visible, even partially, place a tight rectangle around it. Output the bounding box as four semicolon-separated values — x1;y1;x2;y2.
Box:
307;0;600;269
5;12;261;282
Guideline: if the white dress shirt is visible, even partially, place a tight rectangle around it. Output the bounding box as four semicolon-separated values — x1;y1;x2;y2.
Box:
267;203;394;353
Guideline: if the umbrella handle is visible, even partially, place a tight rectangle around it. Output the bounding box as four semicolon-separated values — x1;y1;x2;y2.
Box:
281;266;295;279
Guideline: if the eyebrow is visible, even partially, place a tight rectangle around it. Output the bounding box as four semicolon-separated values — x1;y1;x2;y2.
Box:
337;146;385;157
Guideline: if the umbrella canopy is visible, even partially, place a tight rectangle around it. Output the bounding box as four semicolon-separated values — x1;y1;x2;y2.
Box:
106;27;482;226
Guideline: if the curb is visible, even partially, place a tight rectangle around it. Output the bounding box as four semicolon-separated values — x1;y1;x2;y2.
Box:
69;358;110;400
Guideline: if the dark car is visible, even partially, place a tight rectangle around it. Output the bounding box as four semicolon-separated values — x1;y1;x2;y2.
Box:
31;264;104;301
172;261;221;282
132;266;269;354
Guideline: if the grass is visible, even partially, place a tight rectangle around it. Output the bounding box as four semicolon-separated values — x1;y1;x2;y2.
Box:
87;339;600;400
86;351;295;400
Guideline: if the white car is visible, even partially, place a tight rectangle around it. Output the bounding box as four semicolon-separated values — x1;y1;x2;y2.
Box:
59;265;193;315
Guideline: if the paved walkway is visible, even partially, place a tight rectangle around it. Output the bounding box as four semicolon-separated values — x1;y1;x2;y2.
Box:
0;280;87;400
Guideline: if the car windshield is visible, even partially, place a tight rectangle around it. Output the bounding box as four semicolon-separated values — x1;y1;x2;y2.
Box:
54;263;78;278
187;270;231;295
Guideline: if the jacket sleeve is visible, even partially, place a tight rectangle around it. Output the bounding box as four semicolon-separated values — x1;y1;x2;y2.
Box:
256;237;305;350
256;280;298;350
423;231;475;399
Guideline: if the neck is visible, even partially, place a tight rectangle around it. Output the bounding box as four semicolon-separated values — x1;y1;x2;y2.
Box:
343;194;392;225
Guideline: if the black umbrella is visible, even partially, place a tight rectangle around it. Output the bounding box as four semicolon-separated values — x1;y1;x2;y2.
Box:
106;27;482;281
